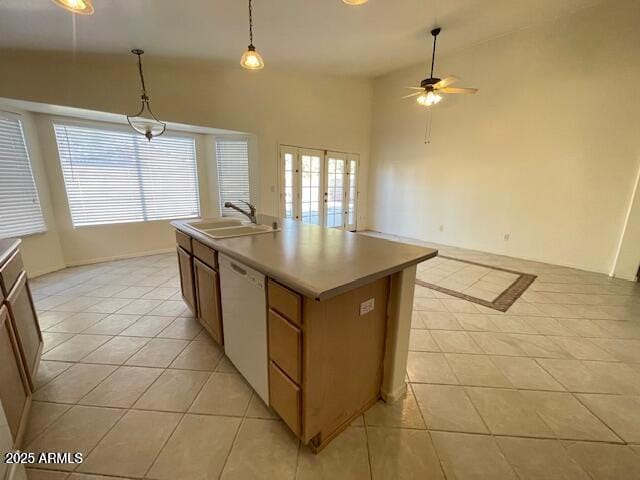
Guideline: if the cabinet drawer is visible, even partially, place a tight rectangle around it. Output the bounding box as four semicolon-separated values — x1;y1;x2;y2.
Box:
268;310;301;384
267;279;301;327
269;361;301;436
0;305;30;443
175;230;192;253
193;239;218;270
0;250;24;297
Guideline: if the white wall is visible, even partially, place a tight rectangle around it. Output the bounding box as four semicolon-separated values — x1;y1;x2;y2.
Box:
368;0;640;275
0;52;373;274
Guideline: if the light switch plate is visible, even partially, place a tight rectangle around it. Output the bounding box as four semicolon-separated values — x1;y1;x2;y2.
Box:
360;298;375;316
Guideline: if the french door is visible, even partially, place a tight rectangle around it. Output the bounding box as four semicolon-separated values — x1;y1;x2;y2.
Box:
279;146;358;230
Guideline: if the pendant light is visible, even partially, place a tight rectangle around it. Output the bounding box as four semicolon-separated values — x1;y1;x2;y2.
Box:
52;0;94;15
240;0;265;70
126;49;166;141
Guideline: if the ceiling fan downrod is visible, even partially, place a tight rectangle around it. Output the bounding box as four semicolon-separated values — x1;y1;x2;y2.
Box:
430;27;441;78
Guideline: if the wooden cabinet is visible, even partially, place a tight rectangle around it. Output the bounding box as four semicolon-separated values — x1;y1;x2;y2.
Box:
5;274;42;390
175;230;224;347
0;305;30;445
177;246;197;317
266;277;389;452
0;240;42;448
173;228;390;453
194;258;223;345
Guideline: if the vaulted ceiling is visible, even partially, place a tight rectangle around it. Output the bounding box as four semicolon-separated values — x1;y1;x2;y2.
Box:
0;0;601;76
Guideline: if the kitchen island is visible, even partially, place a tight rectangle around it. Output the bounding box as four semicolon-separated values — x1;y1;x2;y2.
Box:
171;216;437;452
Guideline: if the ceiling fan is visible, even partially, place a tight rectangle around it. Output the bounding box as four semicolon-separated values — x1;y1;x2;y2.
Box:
404;28;478;106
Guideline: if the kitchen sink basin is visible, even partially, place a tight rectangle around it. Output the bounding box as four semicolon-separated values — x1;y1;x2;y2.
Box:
187;219;244;230
186;219;278;239
202;224;276;239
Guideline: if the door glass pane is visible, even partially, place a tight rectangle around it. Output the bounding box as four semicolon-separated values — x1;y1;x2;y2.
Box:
326;156;345;228
348;159;357;227
300;154;321;225
283;152;294;218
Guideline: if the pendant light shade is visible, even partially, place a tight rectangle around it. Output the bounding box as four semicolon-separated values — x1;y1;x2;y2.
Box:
126;49;166;141
52;0;94;15
241;0;265;70
240;45;265;70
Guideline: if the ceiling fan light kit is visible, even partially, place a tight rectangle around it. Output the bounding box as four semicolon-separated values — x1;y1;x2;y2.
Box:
51;0;94;15
126;49;166;141
241;0;265;70
342;0;369;5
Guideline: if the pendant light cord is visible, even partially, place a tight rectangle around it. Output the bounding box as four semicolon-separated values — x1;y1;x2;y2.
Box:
248;0;254;46
136;52;148;99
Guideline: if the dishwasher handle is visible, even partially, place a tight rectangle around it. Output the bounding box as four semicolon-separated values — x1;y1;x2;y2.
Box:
230;262;247;276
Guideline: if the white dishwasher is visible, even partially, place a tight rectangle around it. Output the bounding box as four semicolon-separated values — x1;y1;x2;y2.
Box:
219;254;269;404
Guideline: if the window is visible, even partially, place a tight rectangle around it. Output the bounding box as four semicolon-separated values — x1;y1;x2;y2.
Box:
0;114;46;239
54;123;200;227
216;139;250;216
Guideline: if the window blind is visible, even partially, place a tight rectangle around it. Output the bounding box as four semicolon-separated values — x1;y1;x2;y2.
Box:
216;139;250;216
54;124;200;227
0;115;46;239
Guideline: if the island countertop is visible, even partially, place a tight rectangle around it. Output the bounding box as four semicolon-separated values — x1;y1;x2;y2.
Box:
0;238;20;266
171;216;437;300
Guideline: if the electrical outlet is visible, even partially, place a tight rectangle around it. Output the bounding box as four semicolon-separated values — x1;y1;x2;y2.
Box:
504;233;510;241
360;298;375;316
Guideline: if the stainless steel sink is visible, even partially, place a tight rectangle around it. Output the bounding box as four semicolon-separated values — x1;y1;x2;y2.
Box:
186;219;278;239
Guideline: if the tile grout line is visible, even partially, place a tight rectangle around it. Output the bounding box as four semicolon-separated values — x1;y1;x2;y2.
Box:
361;403;375;480
407;382;449;480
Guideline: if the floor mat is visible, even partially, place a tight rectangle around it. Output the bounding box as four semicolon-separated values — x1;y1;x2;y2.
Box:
416;255;537;312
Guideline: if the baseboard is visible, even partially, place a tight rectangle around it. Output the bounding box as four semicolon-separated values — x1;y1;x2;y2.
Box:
363;229;615;278
30;264;67;279
62;248;176;268
64;248;175;267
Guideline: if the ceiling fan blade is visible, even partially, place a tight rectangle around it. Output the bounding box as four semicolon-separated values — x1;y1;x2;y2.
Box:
433;76;458;89
405;87;424;90
441;87;478;94
401;92;423;99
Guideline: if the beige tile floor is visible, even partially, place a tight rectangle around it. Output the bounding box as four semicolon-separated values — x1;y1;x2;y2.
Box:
21;239;640;479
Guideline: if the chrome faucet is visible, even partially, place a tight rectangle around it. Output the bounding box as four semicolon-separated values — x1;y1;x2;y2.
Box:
224;200;257;224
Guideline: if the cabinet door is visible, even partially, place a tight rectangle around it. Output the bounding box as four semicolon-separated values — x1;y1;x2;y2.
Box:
6;273;42;390
177;247;197;317
0;305;30;444
194;259;223;345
